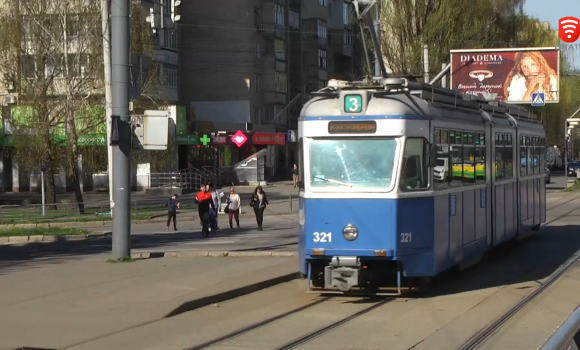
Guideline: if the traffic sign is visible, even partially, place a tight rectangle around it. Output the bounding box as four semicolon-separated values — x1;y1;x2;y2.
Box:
231;130;247;148
531;92;545;107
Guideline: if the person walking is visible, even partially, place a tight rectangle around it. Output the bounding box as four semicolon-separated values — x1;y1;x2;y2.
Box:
225;187;241;229
208;182;221;231
249;185;269;231
292;164;299;188
195;183;215;238
165;194;180;231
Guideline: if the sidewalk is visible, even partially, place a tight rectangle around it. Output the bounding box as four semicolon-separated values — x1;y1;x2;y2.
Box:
0;256;299;350
0;182;300;229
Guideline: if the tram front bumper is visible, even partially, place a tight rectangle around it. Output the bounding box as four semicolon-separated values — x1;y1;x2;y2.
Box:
324;256;360;292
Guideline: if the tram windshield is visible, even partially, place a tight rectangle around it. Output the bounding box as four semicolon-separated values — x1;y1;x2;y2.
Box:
308;138;397;190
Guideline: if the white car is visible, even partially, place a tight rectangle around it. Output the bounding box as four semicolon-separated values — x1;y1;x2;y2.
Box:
434;158;448;181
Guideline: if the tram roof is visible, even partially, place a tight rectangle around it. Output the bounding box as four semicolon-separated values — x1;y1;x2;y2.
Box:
299;78;541;126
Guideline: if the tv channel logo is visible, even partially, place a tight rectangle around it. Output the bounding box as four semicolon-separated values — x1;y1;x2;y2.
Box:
559;17;580;43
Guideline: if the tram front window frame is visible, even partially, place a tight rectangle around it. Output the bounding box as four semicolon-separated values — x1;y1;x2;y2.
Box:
307;137;399;192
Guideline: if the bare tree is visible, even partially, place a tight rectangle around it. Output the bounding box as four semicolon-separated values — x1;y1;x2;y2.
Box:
0;0;105;210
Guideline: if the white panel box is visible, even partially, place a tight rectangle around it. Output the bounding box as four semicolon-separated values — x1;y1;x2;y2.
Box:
139;110;170;150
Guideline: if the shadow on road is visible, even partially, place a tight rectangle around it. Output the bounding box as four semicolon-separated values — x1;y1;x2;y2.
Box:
422;223;580;297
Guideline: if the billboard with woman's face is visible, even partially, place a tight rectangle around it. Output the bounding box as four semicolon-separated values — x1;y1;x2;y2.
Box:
450;47;560;104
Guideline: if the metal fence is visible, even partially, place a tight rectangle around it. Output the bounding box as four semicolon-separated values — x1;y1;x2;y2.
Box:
0;197;201;225
540;305;580;350
149;172;203;190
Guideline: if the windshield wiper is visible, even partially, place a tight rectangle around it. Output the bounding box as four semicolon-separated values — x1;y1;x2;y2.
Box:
313;176;353;187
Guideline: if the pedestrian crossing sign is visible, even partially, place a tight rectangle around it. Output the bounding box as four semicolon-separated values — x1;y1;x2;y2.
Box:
531;92;545;107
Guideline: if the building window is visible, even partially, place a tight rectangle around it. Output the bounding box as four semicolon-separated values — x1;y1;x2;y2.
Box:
255;75;260;92
317;20;327;39
318;49;327;69
256;42;260;58
161;66;178;87
163;0;171;13
329;3;332;18
275;39;285;60
275;4;285;26
254;6;260;25
163;29;177;50
319;0;328;6
343;2;351;25
255;107;262;124
344;29;353;45
275;73;287;93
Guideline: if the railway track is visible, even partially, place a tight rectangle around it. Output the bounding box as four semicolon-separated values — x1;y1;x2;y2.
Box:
459;202;580;350
184;297;393;350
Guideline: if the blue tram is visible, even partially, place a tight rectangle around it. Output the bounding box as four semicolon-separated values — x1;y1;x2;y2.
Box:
297;78;547;295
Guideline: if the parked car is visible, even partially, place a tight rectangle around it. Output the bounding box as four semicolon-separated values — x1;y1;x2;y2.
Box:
545;166;551;184
569;161;580;178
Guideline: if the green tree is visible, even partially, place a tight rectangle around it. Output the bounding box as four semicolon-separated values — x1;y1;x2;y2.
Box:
0;0;105;210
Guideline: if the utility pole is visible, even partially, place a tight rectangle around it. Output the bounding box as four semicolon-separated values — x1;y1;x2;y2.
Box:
423;44;429;83
111;0;132;258
101;0;114;214
373;0;381;78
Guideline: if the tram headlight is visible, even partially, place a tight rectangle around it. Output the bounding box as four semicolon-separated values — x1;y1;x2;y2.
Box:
342;224;358;241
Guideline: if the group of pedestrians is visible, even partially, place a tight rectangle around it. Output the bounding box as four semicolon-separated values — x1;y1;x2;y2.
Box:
166;183;269;237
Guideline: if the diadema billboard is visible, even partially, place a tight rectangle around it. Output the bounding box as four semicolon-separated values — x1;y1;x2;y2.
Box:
449;47;560;104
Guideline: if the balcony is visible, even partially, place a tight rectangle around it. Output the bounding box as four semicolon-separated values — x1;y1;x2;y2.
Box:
264;91;287;105
261;2;286;39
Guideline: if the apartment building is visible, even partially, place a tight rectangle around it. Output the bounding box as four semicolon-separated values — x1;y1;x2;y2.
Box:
176;0;361;174
0;0;167;193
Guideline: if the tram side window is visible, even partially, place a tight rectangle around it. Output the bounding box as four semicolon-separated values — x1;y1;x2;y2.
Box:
504;134;513;179
400;138;429;192
533;137;540;174
526;136;533;175
463;132;475;185
434;129;450;190
495;133;505;180
475;132;486;184
298;137;304;190
540;138;545;171
520;136;527;177
450;130;463;188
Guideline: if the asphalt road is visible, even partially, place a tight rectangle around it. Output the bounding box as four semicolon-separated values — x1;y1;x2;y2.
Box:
63;191;580;350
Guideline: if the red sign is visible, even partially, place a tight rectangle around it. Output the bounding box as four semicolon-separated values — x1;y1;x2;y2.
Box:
559;17;580;43
450;48;560;104
252;133;286;145
231;130;247;148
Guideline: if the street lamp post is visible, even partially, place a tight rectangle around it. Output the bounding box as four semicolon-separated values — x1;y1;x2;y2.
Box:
40;162;47;217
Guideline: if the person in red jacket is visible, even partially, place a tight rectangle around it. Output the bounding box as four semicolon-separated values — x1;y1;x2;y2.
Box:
195;183;215;238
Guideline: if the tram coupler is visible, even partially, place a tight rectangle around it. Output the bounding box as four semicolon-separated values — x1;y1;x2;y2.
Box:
324;256;361;292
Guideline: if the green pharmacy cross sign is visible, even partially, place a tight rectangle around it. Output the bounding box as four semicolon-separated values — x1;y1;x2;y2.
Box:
200;134;211;146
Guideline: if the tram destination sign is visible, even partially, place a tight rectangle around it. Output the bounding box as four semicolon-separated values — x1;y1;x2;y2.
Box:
328;120;377;134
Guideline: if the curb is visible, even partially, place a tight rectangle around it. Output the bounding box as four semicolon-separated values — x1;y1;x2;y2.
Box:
165;271;301;318
132;251;297;259
0;211;297;230
0;232;112;244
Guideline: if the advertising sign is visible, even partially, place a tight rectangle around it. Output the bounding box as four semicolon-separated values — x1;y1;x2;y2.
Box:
232;130;247;148
252;132;286;145
450;47;560;104
176;105;187;135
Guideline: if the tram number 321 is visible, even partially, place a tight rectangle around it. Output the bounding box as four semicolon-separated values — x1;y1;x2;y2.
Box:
313;232;332;242
400;232;412;243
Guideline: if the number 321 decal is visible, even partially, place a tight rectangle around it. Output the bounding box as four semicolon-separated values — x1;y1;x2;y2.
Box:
313;232;332;242
400;232;412;243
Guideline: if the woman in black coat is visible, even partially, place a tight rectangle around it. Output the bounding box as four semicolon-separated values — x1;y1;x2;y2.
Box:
249;185;269;231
